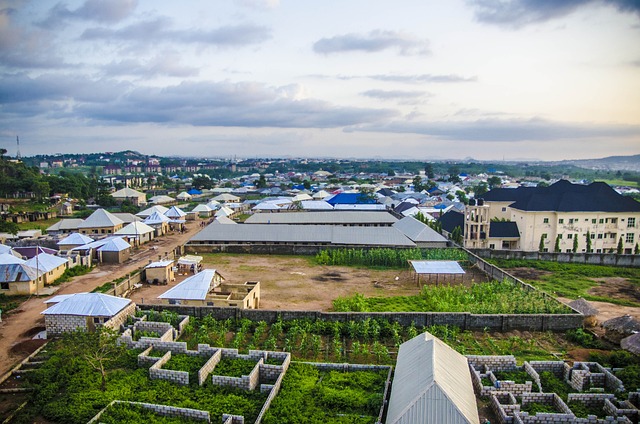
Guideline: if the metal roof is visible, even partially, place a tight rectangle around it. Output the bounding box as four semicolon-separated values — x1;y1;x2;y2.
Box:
115;221;156;236
111;187;145;198
164;206;187;218
192;204;213;213
158;269;221;300
0;245;13;255
137;205;169;218
387;332;479;424
144;211;171;224
78;209;124;228
0;263;38;282
0;254;26;265
245;211;397;225
177;255;203;265
213;216;236;224
57;233;94;246
41;292;131;317
149;195;175;204
189;224;415;247
410;261;465;275
212;193;240;202
25;253;68;273
146;260;174;268
393;216;448;243
47;218;84;232
112;213;143;223
97;237;131;252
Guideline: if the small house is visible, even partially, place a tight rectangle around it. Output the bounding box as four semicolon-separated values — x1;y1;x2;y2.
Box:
57;233;95;251
0;263;44;295
110;187;147;206
97;237;131;263
115;221;156;245
145;260;175;284
24;253;69;285
78;209;124;235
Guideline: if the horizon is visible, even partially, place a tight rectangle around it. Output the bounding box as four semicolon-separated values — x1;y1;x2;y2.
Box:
1;1;639;160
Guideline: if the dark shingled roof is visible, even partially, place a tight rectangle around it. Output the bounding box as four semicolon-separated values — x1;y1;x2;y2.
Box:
489;221;520;238
438;210;464;234
486;180;640;212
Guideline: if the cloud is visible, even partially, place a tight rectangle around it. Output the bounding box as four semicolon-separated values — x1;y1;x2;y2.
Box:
38;0;138;28
313;30;430;55
309;73;477;84
0;74;397;129
352;117;640;142
468;0;640;28
361;89;428;105
81;18;271;47
237;0;280;10
102;53;199;77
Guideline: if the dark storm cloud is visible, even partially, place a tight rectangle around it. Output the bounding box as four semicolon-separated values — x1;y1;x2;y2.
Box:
1;75;396;129
353;117;640;142
468;0;640;28
313;30;430;55
38;0;138;28
81;18;272;47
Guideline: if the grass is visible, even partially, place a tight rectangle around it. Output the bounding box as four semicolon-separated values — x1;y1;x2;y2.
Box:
212;358;256;377
493;370;531;384
97;402;205;423
15;217;60;231
595;178;639;188
0;293;29;313
332;281;571;314
487;259;640;307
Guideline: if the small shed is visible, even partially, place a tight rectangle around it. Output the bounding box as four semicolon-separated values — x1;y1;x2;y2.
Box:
97;237;131;264
42;292;135;336
409;260;465;286
387;331;480;424
177;255;203;274
157;269;224;306
145;260;175;284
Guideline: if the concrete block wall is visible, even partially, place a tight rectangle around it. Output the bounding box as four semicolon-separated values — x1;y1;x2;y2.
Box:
570;363;625;393
528;361;572;382
491;392;520;424
103;303;136;331
221;414;244;424
45;314;87;336
255;372;285;423
568;393;615;418
134;321;174;337
149;351;190;386
520;393;574;419
138;346;162;367
604;398;639;423
177;315;190;336
198;349;221;386
468;355;518;372
211;358;262;391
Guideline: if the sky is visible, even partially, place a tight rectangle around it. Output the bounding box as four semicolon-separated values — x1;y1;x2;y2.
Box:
1;0;639;161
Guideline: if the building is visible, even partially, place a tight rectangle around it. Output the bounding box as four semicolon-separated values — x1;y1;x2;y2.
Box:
42;293;135;336
245;211;398;226
463;180;640;252
0;262;44;295
57;233;95;250
157;269;260;309
78;209;125;236
110;187;147;206
114;221;156;245
46;218;84;235
386;332;479;424
144;260;175;284
392;216;449;248
24;253;69;285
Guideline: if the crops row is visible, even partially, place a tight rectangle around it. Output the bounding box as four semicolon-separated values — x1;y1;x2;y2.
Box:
332;280;571;314
181;317;578;363
315;247;468;268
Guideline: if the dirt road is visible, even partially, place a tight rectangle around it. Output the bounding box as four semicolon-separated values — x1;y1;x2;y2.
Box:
0;221;202;377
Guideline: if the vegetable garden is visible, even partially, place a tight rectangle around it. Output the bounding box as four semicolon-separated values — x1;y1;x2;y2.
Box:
315;247;469;268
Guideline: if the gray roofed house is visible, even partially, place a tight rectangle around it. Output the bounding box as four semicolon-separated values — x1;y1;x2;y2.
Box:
157;269;224;302
136;205;169;218
112;213;143;224
46;218;84;235
0;262;43;295
187;224;415;247
245;211;398;226
57;232;94;249
78;209;125;235
41;292;135;336
393;216;449;247
387;331;480;424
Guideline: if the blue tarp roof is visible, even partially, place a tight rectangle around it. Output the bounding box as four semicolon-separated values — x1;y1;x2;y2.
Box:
325;192;377;205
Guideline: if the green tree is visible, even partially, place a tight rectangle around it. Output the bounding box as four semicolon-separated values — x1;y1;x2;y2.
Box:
473;182;488;197
455;190;468;205
539;235;545;252
0;148;7;160
585;231;592;253
256;174;267;189
413;175;424;192
487;176;502;190
572;236;578;253
554;235;561;253
64;327;125;391
303;180;311;190
617;237;624;254
425;163;435;179
387;169;395;177
450;226;463;244
634;243;639;255
0;220;20;235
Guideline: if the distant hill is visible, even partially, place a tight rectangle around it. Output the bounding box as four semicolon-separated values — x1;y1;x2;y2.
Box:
556;154;640;172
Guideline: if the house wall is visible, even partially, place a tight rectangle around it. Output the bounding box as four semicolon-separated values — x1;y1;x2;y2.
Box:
41;262;68;285
100;249;130;264
1;278;42;296
45;314;88;336
79;224;123;235
145;266;174;284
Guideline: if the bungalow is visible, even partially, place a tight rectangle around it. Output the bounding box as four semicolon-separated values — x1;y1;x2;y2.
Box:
110;187;147;206
136;204;169;219
42;292;135;336
24;253;69;285
57;233;94;251
0;262;44;295
78;209;124;235
144;260;175;284
143;211;170;236
114;221;156;245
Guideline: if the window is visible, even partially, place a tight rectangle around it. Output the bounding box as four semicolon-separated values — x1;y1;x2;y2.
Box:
501;207;506;212
569;219;574;224
0;282;8;290
543;248;549;252
590;233;595;239
592;219;596;224
597;234;603;239
542;233;548;239
566;249;572;253
610;233;616;239
543;218;549;224
567;234;573;239
93;317;100;324
599;219;604;224
558;234;563;239
489;244;495;249
629;218;636;228
559;219;564;224
626;233;635;243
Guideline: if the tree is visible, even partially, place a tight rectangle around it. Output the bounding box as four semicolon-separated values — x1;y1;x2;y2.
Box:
537;181;549;188
257;174;267;189
0;148;6;160
387;169;395;177
413;176;424;192
539;235;545;252
302;180;311;190
473;182;489;197
487;176;502;190
585;230;592;253
554;235;561;252
617;237;624;254
572;236;578;253
635;243;639;255
450;226;463;244
424;163;435;179
64;327;125;391
455;190;468;205
0;220;19;235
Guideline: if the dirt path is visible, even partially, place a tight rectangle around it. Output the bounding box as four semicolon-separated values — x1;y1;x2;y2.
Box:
0;221;203;377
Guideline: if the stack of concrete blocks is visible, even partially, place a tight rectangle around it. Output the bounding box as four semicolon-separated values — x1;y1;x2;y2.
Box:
569;363;625;393
87;400;211;423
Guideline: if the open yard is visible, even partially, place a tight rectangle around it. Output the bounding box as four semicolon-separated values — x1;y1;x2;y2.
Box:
130;252;490;311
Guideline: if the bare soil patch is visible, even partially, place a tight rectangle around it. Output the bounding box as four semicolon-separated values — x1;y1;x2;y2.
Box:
588;277;640;304
506;267;552;280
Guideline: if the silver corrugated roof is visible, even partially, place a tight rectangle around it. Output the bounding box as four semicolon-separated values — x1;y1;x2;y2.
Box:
0;253;26;265
41;292;131;316
393;216;448;243
137;205;169;218
144;211;171;224
57;232;94;246
245;211;397;225
0;263;38;282
387;332;479;424
410;260;465;275
164;206;187;218
158;269;220;300
115;221;155;236
78;209;124;228
25;253;68;273
97;237;131;252
47;218;84;232
189;224;415;247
